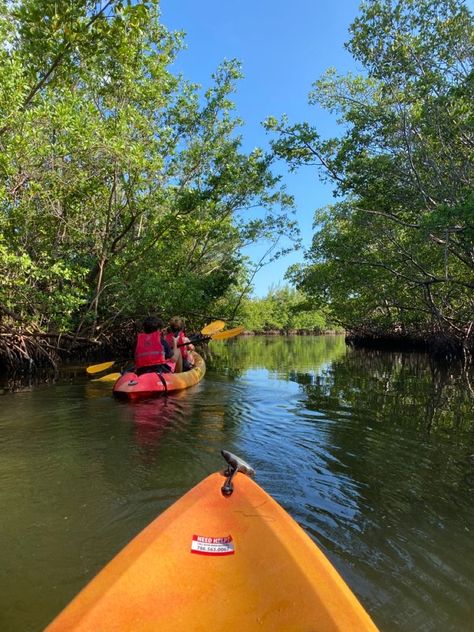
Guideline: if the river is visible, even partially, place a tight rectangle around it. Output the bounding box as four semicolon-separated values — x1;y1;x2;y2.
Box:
0;336;473;631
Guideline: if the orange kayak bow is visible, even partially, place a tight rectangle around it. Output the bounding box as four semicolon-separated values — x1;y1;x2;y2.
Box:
46;451;378;631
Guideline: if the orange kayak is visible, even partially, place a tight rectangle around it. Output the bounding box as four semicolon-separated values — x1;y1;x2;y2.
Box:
45;452;378;631
112;352;205;399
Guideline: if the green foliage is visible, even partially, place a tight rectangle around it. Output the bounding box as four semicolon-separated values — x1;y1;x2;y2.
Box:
239;286;331;332
267;0;474;347
0;1;298;334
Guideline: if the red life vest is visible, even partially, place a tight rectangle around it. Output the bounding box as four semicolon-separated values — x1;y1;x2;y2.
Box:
135;332;166;368
165;330;188;360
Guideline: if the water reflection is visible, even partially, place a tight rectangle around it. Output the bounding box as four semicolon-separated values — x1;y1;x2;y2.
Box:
208;334;347;377
128;391;192;449
297;349;473;433
286;349;474;632
0;337;473;632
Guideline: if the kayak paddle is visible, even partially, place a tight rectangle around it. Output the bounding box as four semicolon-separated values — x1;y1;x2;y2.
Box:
91;372;122;383
85;321;225;375
86;361;115;375
86;321;232;381
93;327;244;381
209;325;245;340
200;320;226;335
179;325;245;346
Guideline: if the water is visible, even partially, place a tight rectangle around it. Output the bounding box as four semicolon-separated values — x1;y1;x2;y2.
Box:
0;336;473;631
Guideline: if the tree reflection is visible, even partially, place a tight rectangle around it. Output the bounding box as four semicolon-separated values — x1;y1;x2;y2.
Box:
298;349;473;434
207;334;347;377
295;348;474;550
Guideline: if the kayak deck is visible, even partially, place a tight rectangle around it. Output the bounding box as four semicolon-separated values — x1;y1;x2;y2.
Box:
112;352;205;399
46;470;378;631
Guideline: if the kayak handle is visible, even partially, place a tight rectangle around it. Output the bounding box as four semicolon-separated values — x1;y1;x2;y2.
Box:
221;450;256;497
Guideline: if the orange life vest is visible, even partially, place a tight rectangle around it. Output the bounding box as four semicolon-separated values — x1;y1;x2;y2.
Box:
165;330;189;360
135;332;166;368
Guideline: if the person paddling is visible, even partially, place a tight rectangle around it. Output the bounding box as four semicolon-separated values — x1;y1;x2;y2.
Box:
165;316;195;372
134;316;180;376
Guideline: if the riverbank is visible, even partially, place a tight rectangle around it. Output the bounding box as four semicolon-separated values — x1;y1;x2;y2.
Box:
0;321;137;376
345;330;473;361
0;322;343;375
243;328;473;362
242;329;343;336
1;320;472;379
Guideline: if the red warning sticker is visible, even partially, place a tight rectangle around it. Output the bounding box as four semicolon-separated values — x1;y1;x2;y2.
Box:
191;534;235;556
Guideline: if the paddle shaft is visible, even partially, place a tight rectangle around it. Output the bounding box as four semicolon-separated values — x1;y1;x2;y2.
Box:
177;335;209;347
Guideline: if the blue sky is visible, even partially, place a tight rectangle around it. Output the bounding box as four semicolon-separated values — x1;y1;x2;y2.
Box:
159;0;362;296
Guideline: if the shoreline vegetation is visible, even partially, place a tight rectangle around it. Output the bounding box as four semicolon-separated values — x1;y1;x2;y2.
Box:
266;1;473;362
1;2;472;380
1;320;470;381
0;322;335;377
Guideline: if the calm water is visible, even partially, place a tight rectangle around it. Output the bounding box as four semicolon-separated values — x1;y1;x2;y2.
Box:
0;336;473;631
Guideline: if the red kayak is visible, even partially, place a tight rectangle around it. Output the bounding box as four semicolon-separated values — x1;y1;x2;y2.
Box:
112;352;205;400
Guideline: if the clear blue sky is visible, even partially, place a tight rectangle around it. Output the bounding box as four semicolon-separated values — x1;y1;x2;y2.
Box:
160;0;362;296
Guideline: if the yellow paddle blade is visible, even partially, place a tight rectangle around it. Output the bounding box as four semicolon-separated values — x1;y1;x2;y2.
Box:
201;320;226;336
211;326;245;340
91;372;122;383
86;361;115;375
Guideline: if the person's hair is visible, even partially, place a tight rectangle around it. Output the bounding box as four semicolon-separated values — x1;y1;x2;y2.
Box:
143;316;163;333
169;316;184;331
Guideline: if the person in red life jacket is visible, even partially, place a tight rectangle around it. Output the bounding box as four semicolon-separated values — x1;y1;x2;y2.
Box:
165;316;195;372
134;316;180;376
